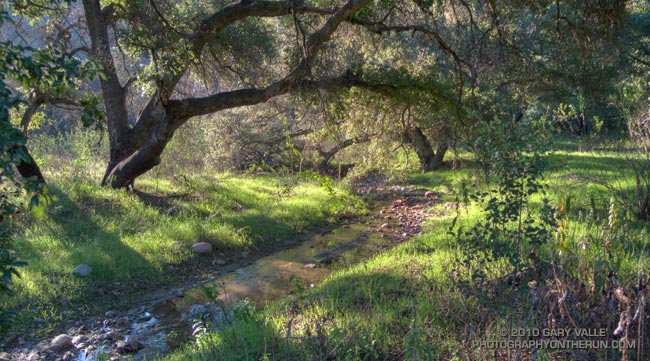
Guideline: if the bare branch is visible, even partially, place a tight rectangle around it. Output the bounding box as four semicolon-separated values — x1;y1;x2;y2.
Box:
149;0;192;37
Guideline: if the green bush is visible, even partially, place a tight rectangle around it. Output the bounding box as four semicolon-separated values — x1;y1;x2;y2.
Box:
452;116;556;276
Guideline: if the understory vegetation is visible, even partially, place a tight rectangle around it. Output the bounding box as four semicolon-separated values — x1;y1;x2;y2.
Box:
163;135;650;361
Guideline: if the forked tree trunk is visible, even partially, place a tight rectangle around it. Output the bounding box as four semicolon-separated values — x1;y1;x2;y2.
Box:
405;126;447;172
82;0;134;186
80;0;372;189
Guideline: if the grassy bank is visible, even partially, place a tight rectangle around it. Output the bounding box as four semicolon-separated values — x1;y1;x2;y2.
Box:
3;171;357;334
166;144;650;360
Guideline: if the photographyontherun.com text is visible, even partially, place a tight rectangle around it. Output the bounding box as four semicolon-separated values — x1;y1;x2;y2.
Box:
472;328;637;350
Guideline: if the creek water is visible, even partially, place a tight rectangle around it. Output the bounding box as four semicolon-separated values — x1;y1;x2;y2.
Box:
172;221;384;308
80;214;390;360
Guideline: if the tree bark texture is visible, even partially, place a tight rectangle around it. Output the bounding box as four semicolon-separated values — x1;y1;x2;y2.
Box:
405;126;447;172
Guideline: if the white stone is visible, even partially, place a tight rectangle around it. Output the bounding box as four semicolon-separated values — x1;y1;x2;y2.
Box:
72;335;88;346
51;334;72;349
191;242;213;254
72;264;92;277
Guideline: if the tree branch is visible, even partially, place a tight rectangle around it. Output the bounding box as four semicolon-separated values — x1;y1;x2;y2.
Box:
21;93;82;135
318;134;372;168
192;0;305;55
149;0;192;37
104;0;373;188
170;0;373;122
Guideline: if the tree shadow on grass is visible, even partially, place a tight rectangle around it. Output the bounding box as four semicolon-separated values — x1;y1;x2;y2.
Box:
547;152;630;174
14;184;164;321
133;188;315;247
133;190;200;215
182;181;333;244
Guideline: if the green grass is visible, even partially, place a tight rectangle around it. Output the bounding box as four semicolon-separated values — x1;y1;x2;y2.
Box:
166;141;650;361
4;171;356;333
4;135;649;359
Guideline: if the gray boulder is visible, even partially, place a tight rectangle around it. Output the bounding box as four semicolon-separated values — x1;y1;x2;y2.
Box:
72;264;92;277
191;242;213;255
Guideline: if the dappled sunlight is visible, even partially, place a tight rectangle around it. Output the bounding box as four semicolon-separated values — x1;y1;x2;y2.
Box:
1;173;347;334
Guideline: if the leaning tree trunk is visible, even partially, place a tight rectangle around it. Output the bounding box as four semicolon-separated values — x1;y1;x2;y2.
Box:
83;0;191;189
13;145;46;185
405;126;447;172
317;135;371;170
81;0;372;189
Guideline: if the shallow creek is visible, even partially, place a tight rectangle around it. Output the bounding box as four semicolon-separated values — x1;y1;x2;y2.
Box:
11;185;440;361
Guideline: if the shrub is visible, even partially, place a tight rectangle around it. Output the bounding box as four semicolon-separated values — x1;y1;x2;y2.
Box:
452;116;555;276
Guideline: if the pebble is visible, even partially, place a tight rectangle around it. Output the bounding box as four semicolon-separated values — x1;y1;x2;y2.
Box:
51;334;73;349
191;242;213;254
72;335;88;346
104;310;119;318
215;258;227;266
303;263;317;269
72;264;92;277
0;352;11;361
424;191;436;199
115;335;144;354
138;312;153;322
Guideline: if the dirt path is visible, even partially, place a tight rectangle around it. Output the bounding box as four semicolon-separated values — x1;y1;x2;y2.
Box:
6;183;441;361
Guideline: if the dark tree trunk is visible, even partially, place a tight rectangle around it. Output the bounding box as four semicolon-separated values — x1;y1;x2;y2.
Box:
405;126;447;172
13;145;46;185
4;113;46;186
80;0;372;189
82;0;134;186
104;110;181;189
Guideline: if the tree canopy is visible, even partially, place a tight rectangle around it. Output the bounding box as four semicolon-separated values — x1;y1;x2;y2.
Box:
0;0;635;188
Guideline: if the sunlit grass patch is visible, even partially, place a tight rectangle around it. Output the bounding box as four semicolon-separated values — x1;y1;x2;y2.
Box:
4;172;347;331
